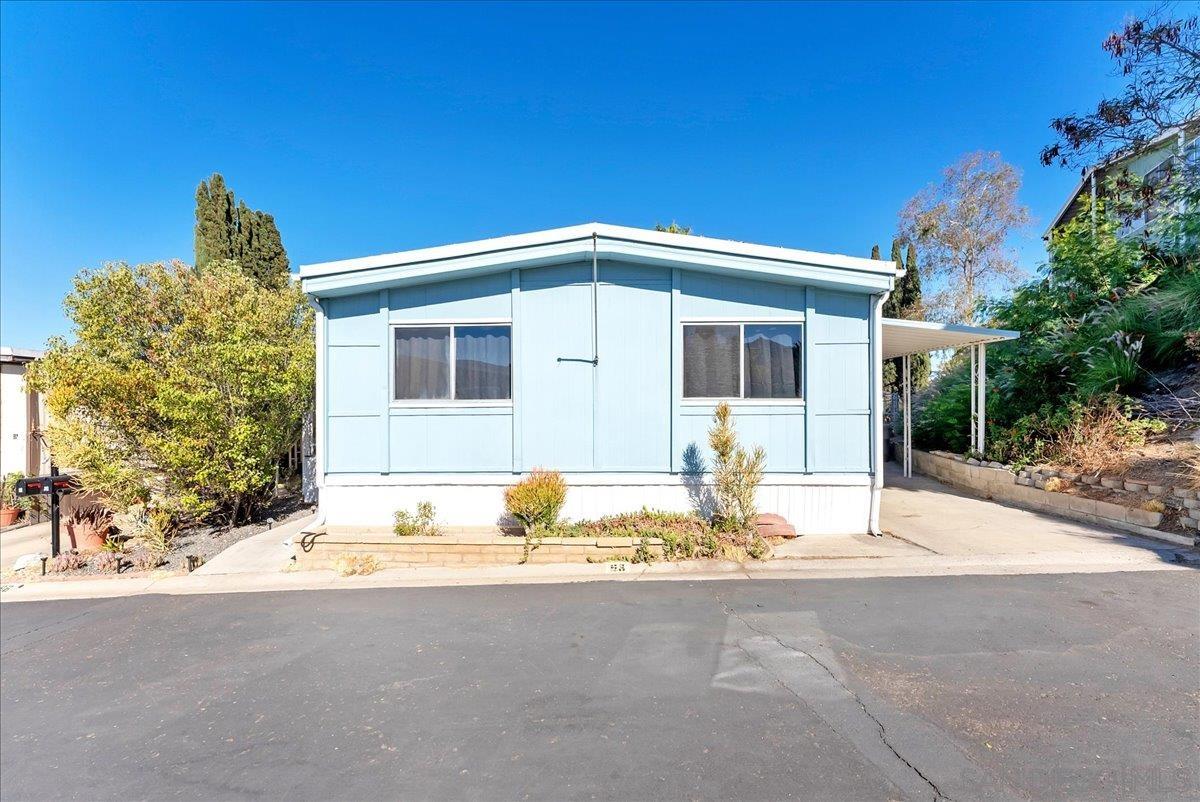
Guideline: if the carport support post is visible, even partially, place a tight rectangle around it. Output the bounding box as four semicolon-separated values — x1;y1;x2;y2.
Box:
976;344;986;456
902;354;912;478
969;346;977;454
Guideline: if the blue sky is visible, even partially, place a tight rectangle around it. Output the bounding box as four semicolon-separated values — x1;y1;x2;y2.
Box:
1;1;1155;349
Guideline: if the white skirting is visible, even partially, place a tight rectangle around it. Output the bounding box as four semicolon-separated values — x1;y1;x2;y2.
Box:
319;473;871;535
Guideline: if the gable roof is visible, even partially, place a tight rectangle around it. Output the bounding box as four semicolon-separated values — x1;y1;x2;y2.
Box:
300;223;899;297
1044;119;1200;238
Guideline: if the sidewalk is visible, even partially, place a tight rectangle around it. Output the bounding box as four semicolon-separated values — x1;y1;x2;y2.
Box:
2;536;1191;603
3;467;1195;604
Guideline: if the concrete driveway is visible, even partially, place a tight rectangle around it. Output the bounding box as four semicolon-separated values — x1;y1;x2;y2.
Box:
880;465;1179;558
0;521;50;572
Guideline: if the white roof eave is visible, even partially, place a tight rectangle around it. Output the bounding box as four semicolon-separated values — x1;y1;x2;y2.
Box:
300;223;899;297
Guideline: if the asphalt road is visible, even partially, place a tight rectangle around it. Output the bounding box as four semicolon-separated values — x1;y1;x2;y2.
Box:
2;571;1197;801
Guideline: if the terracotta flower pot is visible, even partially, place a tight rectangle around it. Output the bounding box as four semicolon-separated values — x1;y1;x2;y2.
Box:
0;506;19;528
66;522;108;552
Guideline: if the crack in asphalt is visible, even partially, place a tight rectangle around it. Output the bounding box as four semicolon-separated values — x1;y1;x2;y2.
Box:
0;608;97;654
716;592;951;802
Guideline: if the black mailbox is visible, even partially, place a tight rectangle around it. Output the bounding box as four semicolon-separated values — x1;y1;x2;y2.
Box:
16;475;77;496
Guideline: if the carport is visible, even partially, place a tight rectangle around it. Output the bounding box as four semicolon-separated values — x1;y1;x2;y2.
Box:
882;319;1020;478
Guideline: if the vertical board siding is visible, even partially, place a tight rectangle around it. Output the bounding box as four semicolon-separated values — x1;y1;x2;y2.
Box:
518;266;595;470
678;272;807;318
595;276;672;470
326;293;386;472
389;408;513;472
676;405;806;471
389;273;511;320
322;263;874;477
807;289;871;472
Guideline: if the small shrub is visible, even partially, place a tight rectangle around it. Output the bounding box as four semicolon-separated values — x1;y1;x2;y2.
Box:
504;469;567;530
48;551;87;573
747;535;770;560
114;504;176;556
333;553;379;576
92;551;120;573
393;501;441;537
1141;499;1166;513
631;538;657;564
1043;477;1070;493
130;550;161;571
988;394;1166;475
708;402;765;533
1;471;29;511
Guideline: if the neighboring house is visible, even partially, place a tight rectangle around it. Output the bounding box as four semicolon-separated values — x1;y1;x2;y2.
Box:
0;347;49;477
300;224;1014;535
1045;119;1200;239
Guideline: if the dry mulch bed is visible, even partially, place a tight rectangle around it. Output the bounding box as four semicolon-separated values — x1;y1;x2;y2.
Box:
8;493;314;580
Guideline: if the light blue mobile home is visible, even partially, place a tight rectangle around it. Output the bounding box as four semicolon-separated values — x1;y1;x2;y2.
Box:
301;224;908;534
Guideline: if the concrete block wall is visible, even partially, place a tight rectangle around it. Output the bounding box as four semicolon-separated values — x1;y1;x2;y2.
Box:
295;531;664;569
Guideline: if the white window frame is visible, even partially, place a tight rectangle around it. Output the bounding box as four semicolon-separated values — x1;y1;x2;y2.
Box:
390;319;513;407
679;318;806;406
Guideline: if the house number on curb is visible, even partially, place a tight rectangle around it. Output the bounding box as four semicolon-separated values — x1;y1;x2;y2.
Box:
608;562;629;572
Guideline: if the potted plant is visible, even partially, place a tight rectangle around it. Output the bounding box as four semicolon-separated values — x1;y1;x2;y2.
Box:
0;472;25;528
64;505;113;552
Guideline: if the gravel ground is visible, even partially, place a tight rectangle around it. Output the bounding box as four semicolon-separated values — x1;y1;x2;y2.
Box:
159;494;314;571
19;493;314;579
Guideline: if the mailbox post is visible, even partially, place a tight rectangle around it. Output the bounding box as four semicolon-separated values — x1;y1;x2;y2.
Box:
15;467;78;557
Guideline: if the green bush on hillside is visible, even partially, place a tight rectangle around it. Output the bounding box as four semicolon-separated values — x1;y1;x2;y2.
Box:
913;180;1196;467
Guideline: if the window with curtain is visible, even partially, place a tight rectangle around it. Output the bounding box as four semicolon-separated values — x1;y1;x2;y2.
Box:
394;324;511;401
683;324;740;398
682;322;802;400
743;324;802;399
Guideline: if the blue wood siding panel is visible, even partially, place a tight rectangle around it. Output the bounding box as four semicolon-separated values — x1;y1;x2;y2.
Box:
595;276;672;470
327;345;383;415
676;405;806;471
806;289;871;472
320;263;874;476
518;265;595;470
389;408;513;472
327;416;384;472
678;272;807;318
325;292;387;473
389;273;511;320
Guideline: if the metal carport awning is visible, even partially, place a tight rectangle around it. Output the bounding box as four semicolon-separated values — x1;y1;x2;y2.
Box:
882;319;1020;479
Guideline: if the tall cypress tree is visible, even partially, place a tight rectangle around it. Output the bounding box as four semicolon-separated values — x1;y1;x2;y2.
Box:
870;243;881;260
194;173;289;288
882;238;905;319
194;174;236;270
904;243;931;389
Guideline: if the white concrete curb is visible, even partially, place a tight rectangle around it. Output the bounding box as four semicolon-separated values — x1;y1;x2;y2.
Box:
1;547;1191;603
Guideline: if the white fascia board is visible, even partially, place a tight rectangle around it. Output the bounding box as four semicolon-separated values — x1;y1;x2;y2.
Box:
301;222;898;296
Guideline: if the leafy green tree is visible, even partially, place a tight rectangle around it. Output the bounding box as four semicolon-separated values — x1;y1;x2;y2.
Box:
1041;9;1199;169
899;151;1031;323
655;221;693;235
914;182;1197;464
195;174;290;288
27;260;314;525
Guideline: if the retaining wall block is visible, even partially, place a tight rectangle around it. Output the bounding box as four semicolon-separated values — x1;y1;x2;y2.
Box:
1125;508;1163;527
